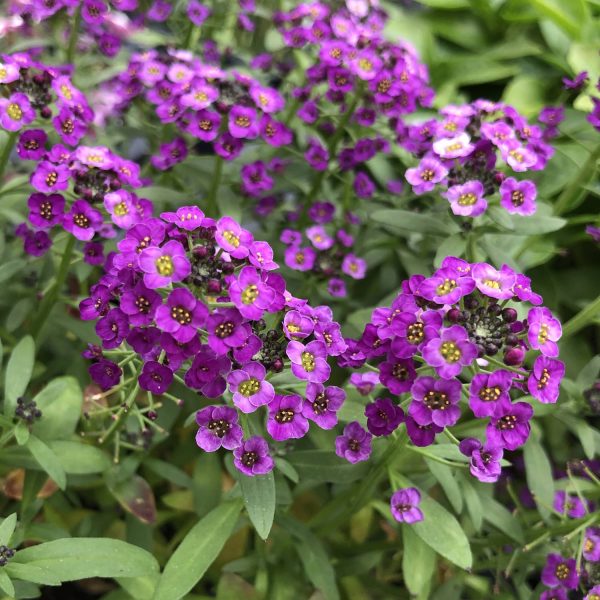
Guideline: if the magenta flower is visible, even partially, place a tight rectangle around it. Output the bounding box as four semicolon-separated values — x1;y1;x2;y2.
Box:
228;105;259;139
499;178;537;215
229;266;276;320
250;85;284;114
527;356;564;404
418;267;475;305
139;241;191;289
584;531;600;562
459;438;503;483
405;416;443;447
349;372;380;396
104;190;138;230
306;226;334;251
0;93;35;131
267;394;309;441
215;216;253;259
502;142;537;172
283;310;314;341
139;361;173;395
541;554;579;590
486;401;533;450
0;61;20;84
553;491;588;518
432;133;474;159
227;361;274;413
260;115;292;147
365;397;404;436
444;180;487;217
390;488;424;524
409;376;461;427
286;340;331;384
302;383;345;429
468;370;513;418
30;161;70;193
190;110;221;141
527;307;562;358
233;436;274;476
120;282;162;326
89;359;122;391
421;325;477;379
206;308;249;356
284;245;316;272
63;200;103;241
342;254;367;279
155;288;208;343
405;158;448;195
379;357;417;394
18;130;47;160
195;405;243;452
28;193;65;229
53;107;87;146
471;262;516;300
161;206;206;231
96;308;129;350
185;348;231;398
75;146;115;170
585;586;600;600
335;421;372;464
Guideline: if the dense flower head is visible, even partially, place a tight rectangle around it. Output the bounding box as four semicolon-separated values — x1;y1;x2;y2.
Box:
337;256;563;484
82;209;345;476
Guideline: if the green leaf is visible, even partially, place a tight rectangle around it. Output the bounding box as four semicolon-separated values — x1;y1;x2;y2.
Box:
462;481;483;531
0;513;17;546
425;460;463;514
434;235;466;268
288;450;369;483
26;435;66;490
0;259;26;284
524;439;554;520
510;215;567;234
14;421;30;445
402;526;436;596
482;498;524;543
371;209;460;236
0;569;14;596
31;377;82;441
530;0;589;38
153;500;242;600
487;206;515;231
238;471;276;540
560;415;596;459
4;336;35;416
12;538;159;583
5;562;61;586
49;440;111;475
412;493;472;570
109;475;157;525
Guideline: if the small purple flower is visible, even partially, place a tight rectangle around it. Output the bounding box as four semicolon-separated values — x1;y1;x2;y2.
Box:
139;361;173;395
267;394;309;441
471;262;516;300
283;310;314;341
250;85;284;114
83;242;104;266
409;376;461;427
53;107;87;146
365;397;404;436
233;436;274;476
120;282;162;326
286;340;331;384
379;357;417;394
433;133;474;159
502;142;537;172
469;370;513;418
28;193;65;229
421;325;477;379
342;254;367;279
444;180;487;217
585;586;600;600
418;268;475;305
562;71;588;91
89;359;122;390
227;361;274;413
306;226;334;251
139;241;191;289
459;438;503;483
155;288;208;343
540;590;568;600
405;158;448;195
195;405;243;452
553;491;588;518
513;273;543;305
349;372;380;396
302;383;345;429
0;92;35;131
104;190;138;230
63;200;103;242
96;308;129;350
527;307;562;358
18;130;47;160
527;356;564;404
215;216;253;259
206;308;248;355
541;554;579;590
390;488;424;524
328;278;347;297
405;416;443;447
583;530;600;562
187;0;212;26
335;421;372;464
229;105;259;139
229;266;275;320
499;178;537;215
305;137;329;171
486;401;533;450
127;327;161;356
284;245;317;272
354;172;375;199
30;161;70;193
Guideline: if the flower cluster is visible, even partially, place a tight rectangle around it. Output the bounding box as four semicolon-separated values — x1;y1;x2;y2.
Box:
81;210;347;476
279;202;366;297
16;143;147;259
399;101;560;217
337;256;564;484
0;52;92;139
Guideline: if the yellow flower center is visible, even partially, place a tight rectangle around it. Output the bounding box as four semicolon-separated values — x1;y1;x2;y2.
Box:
436;278;457;296
239;378;260;396
7;103;22;121
155;255;174;276
223;230;240;248
440;341;461;363
241;284;259;305
301;351;316;372
114;202;128;216
458;193;477;206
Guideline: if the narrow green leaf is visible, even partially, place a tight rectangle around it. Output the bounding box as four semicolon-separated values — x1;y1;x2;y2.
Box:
109;475;157;525
0;259;26;284
50;440;111;474
510;215;567;234
0;570;14;597
5;562;61;586
462;481;483;531
31;377;82;441
482;498;524;543
487;206;515;231
288;450;368;483
425;459;463;514
524;439;554;520
26;435;66;490
238;471;276;540
4;336;35;416
434;234;467;268
371;209;460;236
12;538;159;582
14;421;30;445
0;513;17;545
402;526;436;596
153;500;242;600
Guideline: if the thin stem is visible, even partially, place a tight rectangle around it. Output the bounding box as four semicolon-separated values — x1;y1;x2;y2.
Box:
562;292;600;338
206;155;223;217
66;3;82;65
484;355;528;376
0;131;17;185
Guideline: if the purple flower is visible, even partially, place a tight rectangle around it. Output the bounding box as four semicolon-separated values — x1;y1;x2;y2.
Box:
0;61;20;84
390;488;424;523
302;383;345;429
250;85;284;114
486;401;533;450
215;216;253;259
459;438;503;483
195;405;243;452
267;394;309;441
147;0;173;20
63;200;103;242
306;226;334;251
139;361;173;395
553;491;588;518
0;93;35;131
335;421;372;464
96;308;129;350
18;130;47;160
541;554;579;590
187;0;211;26
418;268;475;305
421;325;477;379
89;359;122;390
139;241;191;289
540;589;568;600
469;370;513;418
444;180;487;217
409;376;461;427
186;348;230;398
75;146;115;170
583;530;600;562
513;273;543;305
406;416;443;447
79;284;111;321
53;107;87;146
283;310;314;341
354;172;375;199
284;245;317;272
471;262;516;300
155;288;208;343
342;254;367;279
229;266;275;320
241;161;274;197
327;278;347;297
22;229;52;257
206;308;248;355
585;586;600;600
127;327;161;356
527;307;561;358
30;161;70;193
499;178;537;215
228;105;259;139
379;357;417;394
190;110;221;141
563;71;588;91
260;115;292;147
433;133;474;159
83;242;104;266
233;436;274;476
104;190;138;230
365;397;404;436
349;372;379;396
151;138;187;170
405;158;448;195
527;356;564;404
120;282;162;326
305;137;329;171
28;193;65;229
286;340;331;383
227;361;274;413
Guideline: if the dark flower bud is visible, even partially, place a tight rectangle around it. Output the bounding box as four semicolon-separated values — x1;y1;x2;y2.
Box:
464;296;479;310
39;106;52;119
446;308;463;323
193;245;208;259
206;279;222;294
271;358;284;372
504;347;524;366
221;261;235;275
502;308;518;323
147;410;158;421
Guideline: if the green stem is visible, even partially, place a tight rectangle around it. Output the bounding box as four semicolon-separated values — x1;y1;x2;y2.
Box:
484;355;528;376
66;3;82;65
30;236;76;342
206;155;223;216
0;131;17;185
562;292;600;338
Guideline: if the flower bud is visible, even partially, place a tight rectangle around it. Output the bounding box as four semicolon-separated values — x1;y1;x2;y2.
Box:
504;346;524;366
502;308;518;323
